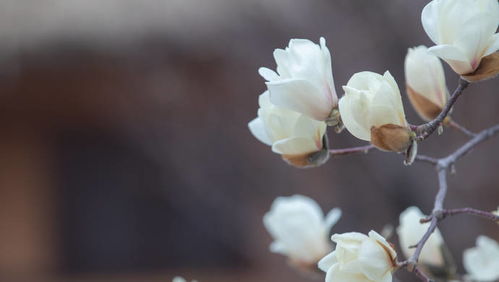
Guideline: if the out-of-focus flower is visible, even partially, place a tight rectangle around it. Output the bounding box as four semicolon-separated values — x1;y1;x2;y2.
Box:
405;46;449;121
248;91;328;168
339;71;412;152
397;207;445;267
172;277;197;282
463;236;499;281
318;230;397;282
493;206;499;216
259;38;339;124
263;195;342;267
421;0;499;78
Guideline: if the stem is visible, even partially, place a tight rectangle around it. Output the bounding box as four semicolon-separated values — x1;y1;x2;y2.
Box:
416;79;470;141
421;207;499;223
415;155;439;165
447;119;476;137
329;145;375;156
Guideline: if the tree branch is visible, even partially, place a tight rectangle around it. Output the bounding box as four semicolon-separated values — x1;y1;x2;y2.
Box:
447;119;477;137
416;79;470;141
329;145;375;156
420;207;499;223
401;123;499;278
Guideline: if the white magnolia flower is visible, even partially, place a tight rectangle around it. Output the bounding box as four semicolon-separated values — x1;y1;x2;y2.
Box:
318;230;397;282
339;71;411;152
248;91;328;167
263;195;342;265
405;46;449;121
259;37;338;122
421;0;499;75
463;236;499;281
397;207;445;267
172;277;197;282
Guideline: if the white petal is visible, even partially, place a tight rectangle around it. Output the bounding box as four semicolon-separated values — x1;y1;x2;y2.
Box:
267;78;331;121
318;251;337;272
484;33;499;57
338;90;371;141
258;67;280;81
428;45;473;74
421;0;440;44
271;137;318;155
248;118;272;146
324;208;342;232
463;236;499;281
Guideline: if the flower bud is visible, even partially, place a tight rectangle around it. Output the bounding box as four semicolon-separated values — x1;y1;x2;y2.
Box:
405;46;449;121
263;195;342;268
318;230;397;282
421;0;499;76
248;92;328;168
339;71;411;152
259;37;338;122
463;236;499;281
397;207;445;267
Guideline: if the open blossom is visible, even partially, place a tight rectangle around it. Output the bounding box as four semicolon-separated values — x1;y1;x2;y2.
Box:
405;46;449;121
259;37;339;123
397;207;445;267
172;277;197;282
248;91;328;167
463;236;499;281
421;0;499;75
339;71;411;152
263;195;342;266
318;230;397;282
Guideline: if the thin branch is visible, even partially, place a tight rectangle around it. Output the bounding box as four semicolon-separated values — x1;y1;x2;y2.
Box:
416;79;470;141
414;155;439;165
329;145;375;156
414;266;434;282
420;207;499;223
447;119;477;137
440;124;499;167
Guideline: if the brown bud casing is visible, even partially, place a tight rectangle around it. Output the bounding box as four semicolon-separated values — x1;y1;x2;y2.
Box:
462;52;499;82
406;85;443;121
371;124;412;152
282;135;330;168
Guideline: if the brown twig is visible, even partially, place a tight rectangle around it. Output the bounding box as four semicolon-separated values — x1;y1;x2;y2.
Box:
329;145;375;156
416;79;470;141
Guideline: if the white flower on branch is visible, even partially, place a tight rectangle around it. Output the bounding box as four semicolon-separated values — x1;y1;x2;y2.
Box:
339;71;412;152
248;91;329;167
463;236;499;281
405;46;449;121
397;207;445;267
421;0;499;76
258;38;339;124
263;195;341;267
318;230;397;282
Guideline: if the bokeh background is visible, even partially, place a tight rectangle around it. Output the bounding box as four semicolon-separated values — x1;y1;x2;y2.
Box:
0;0;497;281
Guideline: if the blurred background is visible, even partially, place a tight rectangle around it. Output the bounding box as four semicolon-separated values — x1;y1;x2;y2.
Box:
0;0;497;281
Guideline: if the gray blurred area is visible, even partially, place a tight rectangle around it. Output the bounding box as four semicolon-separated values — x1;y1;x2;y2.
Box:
0;0;497;281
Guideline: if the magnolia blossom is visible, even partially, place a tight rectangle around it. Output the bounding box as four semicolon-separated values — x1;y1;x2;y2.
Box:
405;46;449;121
421;0;499;75
463;236;499;281
263;195;342;265
248;91;328;167
259;37;338;122
397;207;445;267
318;230;397;282
339;71;411;152
172;277;197;282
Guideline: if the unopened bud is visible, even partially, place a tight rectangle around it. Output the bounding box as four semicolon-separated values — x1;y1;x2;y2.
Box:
370;124;412;152
407;86;443;121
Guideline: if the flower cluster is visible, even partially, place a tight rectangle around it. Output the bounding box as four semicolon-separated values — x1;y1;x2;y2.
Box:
254;0;499;281
249;0;499;168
